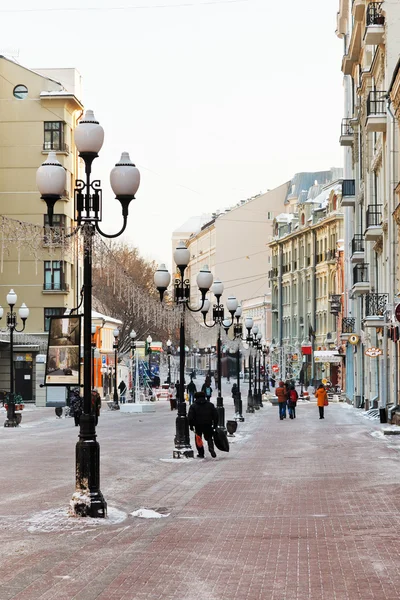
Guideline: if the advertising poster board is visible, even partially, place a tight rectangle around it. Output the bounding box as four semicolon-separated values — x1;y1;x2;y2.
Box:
45;315;81;386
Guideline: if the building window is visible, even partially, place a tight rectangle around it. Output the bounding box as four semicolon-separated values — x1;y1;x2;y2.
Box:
44;260;66;291
44;308;65;331
44;121;64;151
13;84;28;99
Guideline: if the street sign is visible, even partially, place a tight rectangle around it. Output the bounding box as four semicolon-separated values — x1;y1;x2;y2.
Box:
102;355;106;365
395;303;400;323
365;347;383;357
272;364;279;373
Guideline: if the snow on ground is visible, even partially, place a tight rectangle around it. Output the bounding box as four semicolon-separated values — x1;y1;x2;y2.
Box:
131;508;170;519
26;506;127;533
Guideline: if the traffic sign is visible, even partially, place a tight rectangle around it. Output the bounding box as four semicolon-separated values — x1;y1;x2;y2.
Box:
395;303;400;323
272;364;279;373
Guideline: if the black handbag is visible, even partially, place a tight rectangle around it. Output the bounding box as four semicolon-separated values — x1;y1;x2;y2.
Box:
213;428;230;452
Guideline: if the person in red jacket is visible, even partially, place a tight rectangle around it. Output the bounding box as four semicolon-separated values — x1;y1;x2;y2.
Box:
276;381;287;420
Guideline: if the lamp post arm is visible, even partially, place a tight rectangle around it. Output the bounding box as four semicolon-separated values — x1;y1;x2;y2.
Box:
95;216;128;239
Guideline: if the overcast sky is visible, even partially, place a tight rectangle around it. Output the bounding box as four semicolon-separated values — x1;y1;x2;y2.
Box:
1;0;343;268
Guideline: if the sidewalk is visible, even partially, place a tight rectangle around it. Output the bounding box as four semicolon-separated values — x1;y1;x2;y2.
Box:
0;399;400;599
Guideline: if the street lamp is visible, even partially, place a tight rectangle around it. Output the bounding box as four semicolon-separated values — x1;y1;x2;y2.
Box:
91;324;97;389
37;109;140;517
147;335;153;389
244;317;255;413
254;331;263;408
201;282;238;431
154;241;213;458
166;339;172;385
229;304;245;422
130;330;136;402
262;342;269;393
0;290;29;427
113;328;119;407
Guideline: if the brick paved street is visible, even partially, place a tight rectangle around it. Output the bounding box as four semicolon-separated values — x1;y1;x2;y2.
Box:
1;397;400;599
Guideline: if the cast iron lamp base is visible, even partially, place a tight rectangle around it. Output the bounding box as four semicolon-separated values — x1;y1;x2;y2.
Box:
173;408;194;459
4;399;18;427
70;414;107;518
246;391;255;413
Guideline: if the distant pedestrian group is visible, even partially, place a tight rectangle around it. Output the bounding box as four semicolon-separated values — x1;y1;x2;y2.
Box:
275;381;298;420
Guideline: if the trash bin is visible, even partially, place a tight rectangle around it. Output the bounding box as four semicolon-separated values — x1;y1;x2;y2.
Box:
379;408;387;423
170;398;177;411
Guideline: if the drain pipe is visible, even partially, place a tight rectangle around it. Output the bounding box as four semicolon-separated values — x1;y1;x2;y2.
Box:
387;99;398;407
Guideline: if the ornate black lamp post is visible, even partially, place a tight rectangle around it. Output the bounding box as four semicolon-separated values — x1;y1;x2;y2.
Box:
262;343;269;392
36;109;140;517
242;317;255;413
147;335;153;389
113;328;120;407
166;339;172;384
154;243;213;458
200;282;238;431
130;329;136;402
229;304;244;422
0;290;29;427
251;328;262;409
91;324;97;389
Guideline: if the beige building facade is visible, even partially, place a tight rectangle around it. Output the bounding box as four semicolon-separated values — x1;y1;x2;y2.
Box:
0;56;83;402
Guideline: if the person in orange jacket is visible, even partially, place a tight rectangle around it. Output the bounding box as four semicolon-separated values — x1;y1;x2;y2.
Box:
276;381;287;420
315;384;328;419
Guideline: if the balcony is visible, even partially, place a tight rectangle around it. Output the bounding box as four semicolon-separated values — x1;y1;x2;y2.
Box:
364;3;385;45
330;294;342;315
352;263;369;296
341;317;356;341
366;91;387;133
339;118;354;147
364;204;383;241
364;292;388;327
42;141;69;154
43;283;70;294
326;249;336;263
351;234;365;263
342;179;355;207
271;304;278;313
268;268;278;279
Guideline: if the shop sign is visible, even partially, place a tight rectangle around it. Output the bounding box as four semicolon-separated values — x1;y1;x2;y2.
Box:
365;347;383;357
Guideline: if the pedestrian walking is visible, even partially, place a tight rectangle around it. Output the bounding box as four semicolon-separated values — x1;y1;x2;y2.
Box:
91;389;101;426
276;381;287;420
118;379;127;404
231;382;238;401
201;379;213;400
188;391;218;458
175;380;180;400
70;389;83;426
315;384;328;419
187;377;197;405
288;385;298;419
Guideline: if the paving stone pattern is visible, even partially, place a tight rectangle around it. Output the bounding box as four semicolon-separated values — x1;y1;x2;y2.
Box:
0;400;400;599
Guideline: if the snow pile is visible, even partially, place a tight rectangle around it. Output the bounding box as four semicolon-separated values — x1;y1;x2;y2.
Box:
131;508;170;519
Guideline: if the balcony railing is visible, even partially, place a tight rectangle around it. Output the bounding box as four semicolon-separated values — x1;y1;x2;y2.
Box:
43;141;69;153
366;292;388;317
342;179;355;196
367;91;387;116
341;118;354;137
326;249;336;261
43;282;69;292
351;234;365;254
366;2;384;26
342;317;356;334
353;263;368;284
366;204;382;228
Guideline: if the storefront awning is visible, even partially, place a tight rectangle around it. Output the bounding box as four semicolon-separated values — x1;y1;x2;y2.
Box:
314;351;343;363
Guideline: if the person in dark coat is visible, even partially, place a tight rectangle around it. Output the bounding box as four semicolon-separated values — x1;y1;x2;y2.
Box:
231;383;238;401
118;380;127;404
91;389;102;426
175;380;180;401
188;391;218;458
187;378;197;405
70;389;83;426
201;380;213;400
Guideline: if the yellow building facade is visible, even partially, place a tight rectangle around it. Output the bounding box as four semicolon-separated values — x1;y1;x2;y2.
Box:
0;56;83;401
